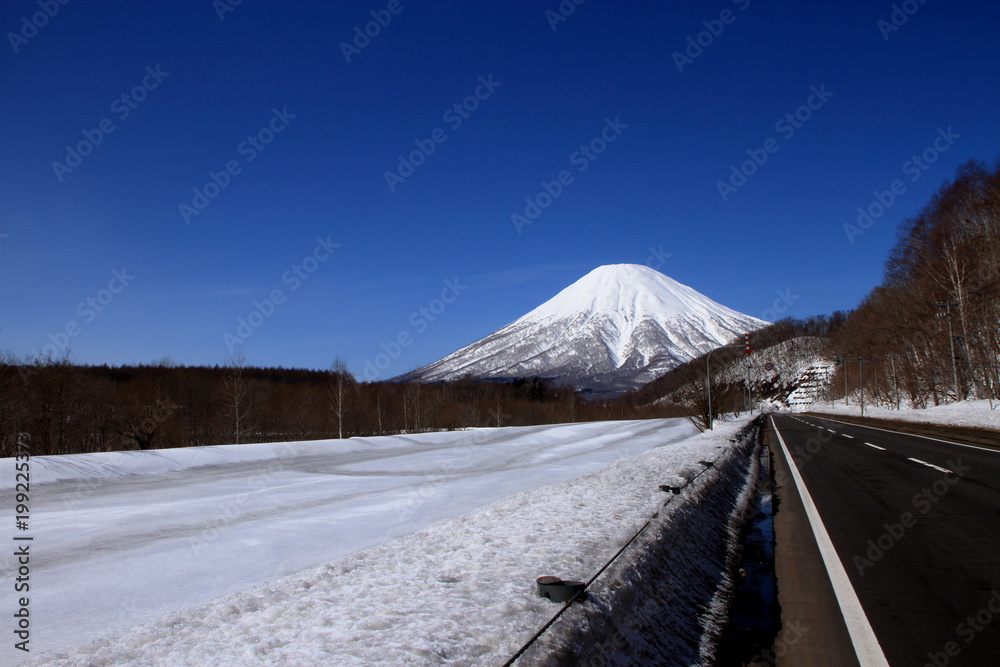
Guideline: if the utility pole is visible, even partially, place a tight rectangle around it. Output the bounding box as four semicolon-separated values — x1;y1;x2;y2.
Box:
936;301;961;402
745;333;752;416
889;354;901;411
706;344;743;431
837;357;878;416
861;360;865;417
844;361;849;406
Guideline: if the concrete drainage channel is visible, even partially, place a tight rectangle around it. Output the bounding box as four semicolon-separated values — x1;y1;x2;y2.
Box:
505;417;767;665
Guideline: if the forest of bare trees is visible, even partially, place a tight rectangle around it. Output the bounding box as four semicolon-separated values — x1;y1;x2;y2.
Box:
831;158;1000;408
0;354;680;458
619;158;1000;418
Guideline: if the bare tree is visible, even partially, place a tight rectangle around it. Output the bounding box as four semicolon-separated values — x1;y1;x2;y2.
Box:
327;357;354;439
221;350;256;444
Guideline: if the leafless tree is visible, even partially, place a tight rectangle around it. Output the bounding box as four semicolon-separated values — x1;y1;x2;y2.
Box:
327;357;354;439
221;350;256;444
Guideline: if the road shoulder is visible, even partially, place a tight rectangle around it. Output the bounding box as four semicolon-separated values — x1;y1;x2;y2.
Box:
766;418;860;667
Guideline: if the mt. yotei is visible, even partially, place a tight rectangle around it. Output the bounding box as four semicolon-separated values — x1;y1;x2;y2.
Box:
396;264;769;396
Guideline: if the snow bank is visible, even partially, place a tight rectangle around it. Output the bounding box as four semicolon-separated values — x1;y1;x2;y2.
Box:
25;435;438;485
517;419;760;665
5;420;701;663
27;418;756;666
806;399;1000;432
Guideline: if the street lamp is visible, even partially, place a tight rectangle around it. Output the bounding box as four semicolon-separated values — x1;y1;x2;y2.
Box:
706;345;743;430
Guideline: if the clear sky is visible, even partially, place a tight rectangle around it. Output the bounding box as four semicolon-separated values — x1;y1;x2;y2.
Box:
3;0;999;379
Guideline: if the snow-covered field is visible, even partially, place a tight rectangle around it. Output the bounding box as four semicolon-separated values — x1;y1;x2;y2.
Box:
803;398;1000;432
0;418;763;666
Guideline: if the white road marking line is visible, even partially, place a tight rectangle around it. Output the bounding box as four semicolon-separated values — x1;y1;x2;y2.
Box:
907;457;953;475
864;443;886;451
808;416;1000;455
842;434;855;439
771;418;891;667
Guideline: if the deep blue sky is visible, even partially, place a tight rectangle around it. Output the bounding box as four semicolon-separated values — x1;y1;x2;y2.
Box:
3;0;999;379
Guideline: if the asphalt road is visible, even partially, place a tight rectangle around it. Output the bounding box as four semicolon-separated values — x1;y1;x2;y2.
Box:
770;413;1000;666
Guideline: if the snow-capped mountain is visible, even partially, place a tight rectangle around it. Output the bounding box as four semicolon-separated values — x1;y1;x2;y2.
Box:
396;264;769;396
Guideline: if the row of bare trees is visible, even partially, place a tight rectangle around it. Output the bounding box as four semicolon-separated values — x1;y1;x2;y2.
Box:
831;158;1000;407
0;353;679;458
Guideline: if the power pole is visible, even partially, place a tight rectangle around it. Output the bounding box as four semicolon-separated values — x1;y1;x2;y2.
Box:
936;301;961;402
837;357;878;416
745;333;752;415
889;354;901;411
706;344;743;430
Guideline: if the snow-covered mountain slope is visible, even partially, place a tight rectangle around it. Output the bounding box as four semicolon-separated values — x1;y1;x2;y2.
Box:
396;264;769;396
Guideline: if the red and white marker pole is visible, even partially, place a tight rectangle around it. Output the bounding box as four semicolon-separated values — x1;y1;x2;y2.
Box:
744;334;752;414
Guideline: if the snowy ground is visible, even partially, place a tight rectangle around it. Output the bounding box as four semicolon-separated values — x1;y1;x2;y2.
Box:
0;417;759;666
802;398;1000;431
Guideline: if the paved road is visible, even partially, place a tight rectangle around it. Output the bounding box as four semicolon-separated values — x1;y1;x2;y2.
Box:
770;414;1000;666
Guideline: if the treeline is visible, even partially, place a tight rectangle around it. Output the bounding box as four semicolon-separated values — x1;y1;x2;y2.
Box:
0;354;681;458
831;158;1000;407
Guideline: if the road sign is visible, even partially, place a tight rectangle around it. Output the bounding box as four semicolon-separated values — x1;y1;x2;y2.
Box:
764;362;774;371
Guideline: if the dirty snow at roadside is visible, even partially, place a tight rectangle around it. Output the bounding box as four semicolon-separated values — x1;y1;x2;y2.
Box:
16;418;752;666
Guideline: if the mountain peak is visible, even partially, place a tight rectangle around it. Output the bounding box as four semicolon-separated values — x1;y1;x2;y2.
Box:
525;263;721;323
396;264;768;396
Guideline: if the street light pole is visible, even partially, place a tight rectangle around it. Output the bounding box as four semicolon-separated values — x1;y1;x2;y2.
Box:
706;345;743;431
